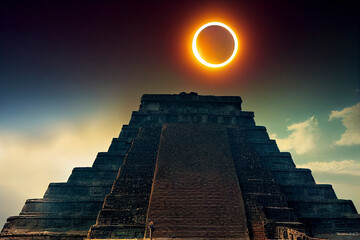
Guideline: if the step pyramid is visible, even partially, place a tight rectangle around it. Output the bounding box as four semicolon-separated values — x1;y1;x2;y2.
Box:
1;92;359;240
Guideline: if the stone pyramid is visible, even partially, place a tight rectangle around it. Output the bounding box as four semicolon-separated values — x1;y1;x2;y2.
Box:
1;92;359;240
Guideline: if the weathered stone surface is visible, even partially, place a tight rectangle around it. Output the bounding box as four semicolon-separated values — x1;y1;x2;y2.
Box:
87;126;162;239
227;127;305;239
244;123;360;237
145;124;249;239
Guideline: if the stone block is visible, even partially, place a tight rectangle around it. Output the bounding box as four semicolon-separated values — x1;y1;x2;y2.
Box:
250;140;280;153
280;184;337;201
245;126;269;141
91;152;125;169
288;199;358;218
67;168;118;184
272;169;316;185
43;183;113;199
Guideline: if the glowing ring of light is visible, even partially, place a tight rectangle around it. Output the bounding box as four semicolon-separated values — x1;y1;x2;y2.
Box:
192;22;238;68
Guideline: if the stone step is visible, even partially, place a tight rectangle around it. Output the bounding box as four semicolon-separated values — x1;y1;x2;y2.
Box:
245;126;269;141
123;151;158;165
128;141;161;152
0;232;87;240
249;140;280;154
88;224;144;239
300;216;360;235
245;193;286;207
102;194;150;210
279;184;337;201
260;155;296;171
257;151;292;157
107;138;132;152
263;207;299;222
20;199;104;214
4;214;97;231
110;179;153;195
67;168;118;184
146;210;247;219
92;152;125;168
288;199;358;218
272;169;316;185
96;209;147;225
145;124;249;239
147;201;241;208
118;125;140;138
44;183;113;198
239;179;284;195
147;224;246;229
150;231;248;238
119;166;156;178
145;194;241;200
92;164;122;171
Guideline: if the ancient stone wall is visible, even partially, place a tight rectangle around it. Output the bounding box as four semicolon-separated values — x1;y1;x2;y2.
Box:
2;92;360;240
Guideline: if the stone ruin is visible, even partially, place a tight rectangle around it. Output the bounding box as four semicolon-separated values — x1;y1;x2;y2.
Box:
1;92;360;240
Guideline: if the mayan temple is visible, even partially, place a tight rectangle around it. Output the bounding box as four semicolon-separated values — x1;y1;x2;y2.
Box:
1;92;360;240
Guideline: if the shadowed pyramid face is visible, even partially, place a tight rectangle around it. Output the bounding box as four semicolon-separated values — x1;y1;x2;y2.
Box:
1;93;359;240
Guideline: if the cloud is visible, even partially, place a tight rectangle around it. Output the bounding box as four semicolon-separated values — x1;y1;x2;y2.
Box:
298;160;360;176
329;102;360;146
274;116;319;154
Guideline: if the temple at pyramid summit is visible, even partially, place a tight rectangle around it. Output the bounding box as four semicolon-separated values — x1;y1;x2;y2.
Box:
1;92;360;240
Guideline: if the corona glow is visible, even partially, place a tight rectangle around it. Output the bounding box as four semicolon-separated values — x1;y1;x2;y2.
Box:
192;22;238;68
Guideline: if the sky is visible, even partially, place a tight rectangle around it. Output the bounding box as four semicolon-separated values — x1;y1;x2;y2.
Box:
0;0;359;228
